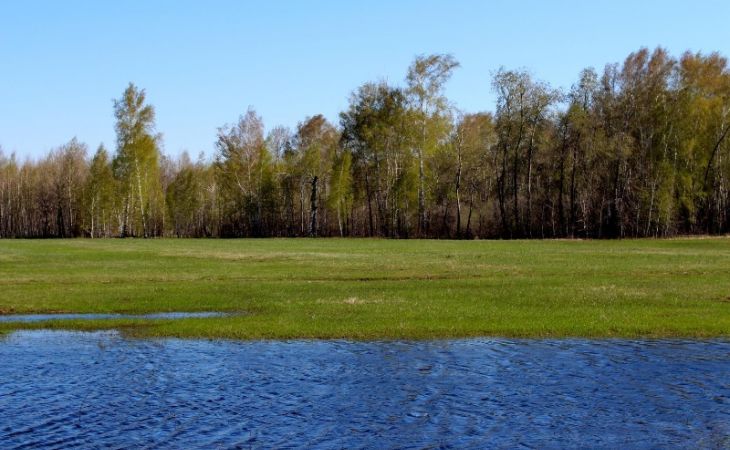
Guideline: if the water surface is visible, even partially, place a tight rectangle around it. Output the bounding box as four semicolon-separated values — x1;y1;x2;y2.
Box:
0;331;728;448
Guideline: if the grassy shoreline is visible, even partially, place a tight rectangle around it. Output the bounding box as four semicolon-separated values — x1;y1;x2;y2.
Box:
1;238;729;339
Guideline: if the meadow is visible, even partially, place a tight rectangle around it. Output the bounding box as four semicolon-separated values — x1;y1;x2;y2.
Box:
0;238;728;339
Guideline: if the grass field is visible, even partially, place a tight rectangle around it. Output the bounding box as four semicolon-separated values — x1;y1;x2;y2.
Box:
0;238;729;339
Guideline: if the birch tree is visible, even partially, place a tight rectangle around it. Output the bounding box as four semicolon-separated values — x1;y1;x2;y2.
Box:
112;83;162;237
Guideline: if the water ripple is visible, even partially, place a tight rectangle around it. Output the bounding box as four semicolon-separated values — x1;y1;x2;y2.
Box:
0;331;728;448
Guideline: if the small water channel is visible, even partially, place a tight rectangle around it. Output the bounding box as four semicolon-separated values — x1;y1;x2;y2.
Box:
0;331;728;448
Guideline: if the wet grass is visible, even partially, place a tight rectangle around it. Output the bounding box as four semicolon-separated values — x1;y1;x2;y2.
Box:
0;238;729;339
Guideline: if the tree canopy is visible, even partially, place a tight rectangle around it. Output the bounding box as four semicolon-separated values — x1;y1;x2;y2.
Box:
2;48;730;238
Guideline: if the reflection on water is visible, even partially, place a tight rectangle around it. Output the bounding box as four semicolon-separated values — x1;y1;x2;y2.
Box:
0;331;728;448
0;312;228;323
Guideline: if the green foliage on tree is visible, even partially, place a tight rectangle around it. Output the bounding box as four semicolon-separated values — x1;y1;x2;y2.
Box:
85;144;116;237
2;48;730;239
112;83;163;237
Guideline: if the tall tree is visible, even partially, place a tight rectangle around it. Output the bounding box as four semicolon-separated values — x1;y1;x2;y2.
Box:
112;83;162;237
675;51;730;233
492;69;555;237
294;115;339;236
406;54;459;236
341;82;415;237
49;138;88;237
85;144;116;238
215;108;278;236
452;113;496;237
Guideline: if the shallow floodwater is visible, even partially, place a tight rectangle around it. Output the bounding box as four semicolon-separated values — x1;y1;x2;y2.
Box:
0;332;728;449
0;312;228;323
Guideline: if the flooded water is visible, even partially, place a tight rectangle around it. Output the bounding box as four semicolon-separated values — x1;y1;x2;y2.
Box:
0;331;728;449
0;312;228;323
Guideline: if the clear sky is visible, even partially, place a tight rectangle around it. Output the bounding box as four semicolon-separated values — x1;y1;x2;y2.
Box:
2;0;729;159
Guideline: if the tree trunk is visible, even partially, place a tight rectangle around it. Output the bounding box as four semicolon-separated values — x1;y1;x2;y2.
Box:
569;140;578;237
134;158;147;238
300;181;305;235
498;144;509;237
703;123;730;188
90;196;96;239
455;143;462;238
309;175;318;236
526;131;536;237
365;171;374;237
557;125;567;237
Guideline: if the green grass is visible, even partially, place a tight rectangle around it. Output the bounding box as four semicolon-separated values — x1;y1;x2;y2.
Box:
0;238;729;339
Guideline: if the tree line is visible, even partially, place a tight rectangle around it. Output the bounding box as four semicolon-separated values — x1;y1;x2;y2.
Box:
1;47;729;239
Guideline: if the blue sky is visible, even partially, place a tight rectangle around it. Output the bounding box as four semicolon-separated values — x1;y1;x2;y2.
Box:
2;0;729;159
